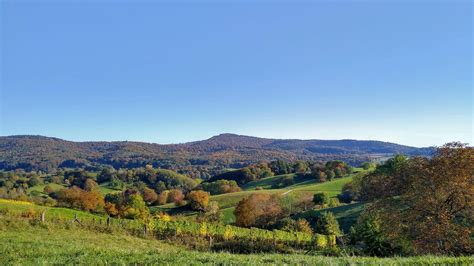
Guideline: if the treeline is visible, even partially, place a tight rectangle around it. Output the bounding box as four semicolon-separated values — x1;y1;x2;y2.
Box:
208;160;354;186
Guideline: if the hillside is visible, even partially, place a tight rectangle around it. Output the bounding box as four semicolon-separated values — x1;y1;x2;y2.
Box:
0;200;470;265
0;134;433;172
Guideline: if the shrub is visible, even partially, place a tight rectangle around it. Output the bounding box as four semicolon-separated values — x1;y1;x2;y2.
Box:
20;208;37;219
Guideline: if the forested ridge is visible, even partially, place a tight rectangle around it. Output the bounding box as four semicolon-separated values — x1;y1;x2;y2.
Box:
0;134;433;172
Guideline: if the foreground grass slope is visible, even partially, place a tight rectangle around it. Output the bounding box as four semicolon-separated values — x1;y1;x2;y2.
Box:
0;216;470;265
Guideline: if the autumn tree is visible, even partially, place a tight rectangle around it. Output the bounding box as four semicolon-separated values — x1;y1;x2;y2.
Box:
363;143;474;255
186;190;210;211
234;193;283;228
56;186;105;212
84;178;99;192
141;187;158;205
104;189;149;219
167;189;185;206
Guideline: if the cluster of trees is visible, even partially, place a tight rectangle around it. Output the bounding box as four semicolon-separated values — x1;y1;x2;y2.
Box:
104;189;149;219
198;179;241;195
233;191;342;236
209;160;354;186
310;161;353;182
56;186;104;212
347;143;473;255
209;163;273;185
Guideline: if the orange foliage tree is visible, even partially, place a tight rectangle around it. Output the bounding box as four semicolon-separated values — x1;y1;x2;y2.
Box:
234;193;283;228
366;143;473;255
186;190;210;211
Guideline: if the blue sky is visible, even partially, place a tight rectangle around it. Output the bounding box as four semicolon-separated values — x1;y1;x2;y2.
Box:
1;1;472;147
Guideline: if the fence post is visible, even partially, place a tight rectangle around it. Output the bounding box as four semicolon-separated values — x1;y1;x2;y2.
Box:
72;213;83;226
144;223;148;236
107;216;111;227
40;210;46;224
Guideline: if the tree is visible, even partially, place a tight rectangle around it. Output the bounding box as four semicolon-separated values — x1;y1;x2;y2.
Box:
361;162;376;170
56;186;105;212
234;193;283;228
325;170;335;181
104;189;149;219
167;189;185;205
187;190;210;211
142;187;158;205
269;160;291;175
97;168;115;183
313;192;330;206
293;161;308;174
83;179;99;192
156;190;170;205
362;143;474;255
338;182;355;203
28;176;42;187
350;214;400;256
314;211;341;236
200;201;222;222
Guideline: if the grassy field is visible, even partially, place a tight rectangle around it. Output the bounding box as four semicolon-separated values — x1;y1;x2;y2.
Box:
27;182;120;197
288;176;353;197
27;183;65;194
0;215;471;265
0;199;104;220
155;174;355;223
0;198;471;265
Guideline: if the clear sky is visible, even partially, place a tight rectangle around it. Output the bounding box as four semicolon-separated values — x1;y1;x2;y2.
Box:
1;1;472;147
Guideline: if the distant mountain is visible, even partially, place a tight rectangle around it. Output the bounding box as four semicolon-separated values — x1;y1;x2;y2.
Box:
0;134;434;172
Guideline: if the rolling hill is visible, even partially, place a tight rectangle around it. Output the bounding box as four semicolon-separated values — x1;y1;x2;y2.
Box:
0;134;434;172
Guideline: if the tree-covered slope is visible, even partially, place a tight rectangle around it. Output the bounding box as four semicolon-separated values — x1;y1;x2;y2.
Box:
0;134;434;171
